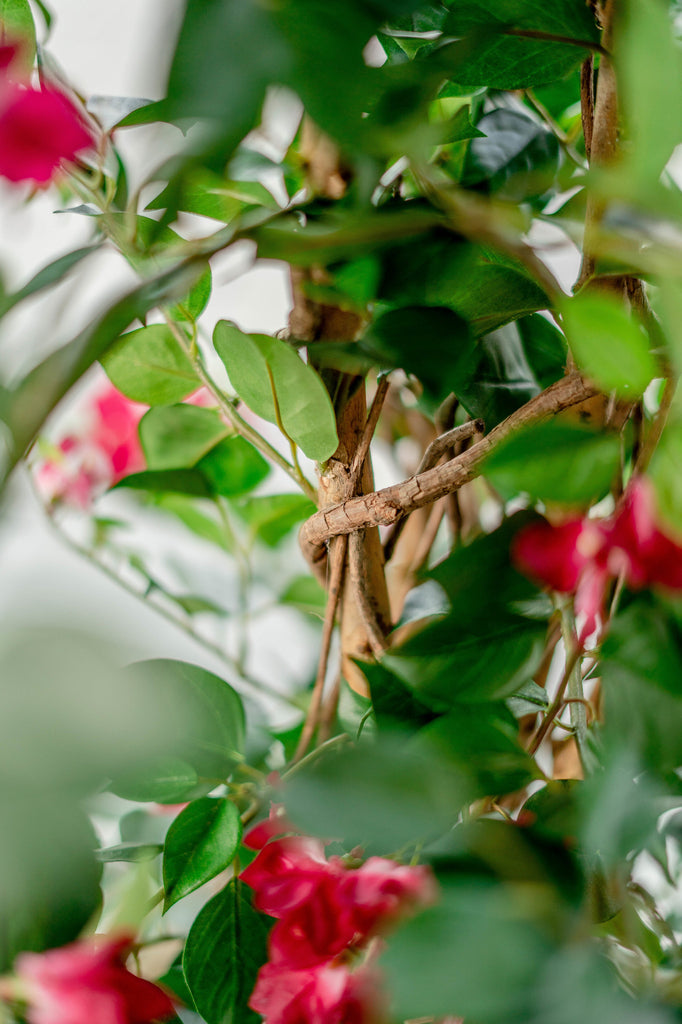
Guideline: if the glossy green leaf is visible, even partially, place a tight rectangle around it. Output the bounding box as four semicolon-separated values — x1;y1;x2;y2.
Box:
153;494;233;552
233;493;316;546
148;171;278;222
163;797;241;911
0;0;36;68
109;756;200;804
361;305;474;403
115;468;213;497
196;436;270;497
561;292;658;397
140;405;227;470
101;324;200;405
462;108;560;200
183;880;270;1024
517;313;567;389
170;264;213;322
484;420;621;505
439;0;599;90
213;321;338;461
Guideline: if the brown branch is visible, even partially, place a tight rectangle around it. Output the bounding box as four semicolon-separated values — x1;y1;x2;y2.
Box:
349;375;390;487
349;530;388;658
300;373;597;568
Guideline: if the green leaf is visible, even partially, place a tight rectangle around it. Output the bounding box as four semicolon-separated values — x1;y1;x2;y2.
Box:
115;468;212;497
163;797;241;912
108;659;246;800
381;873;551;1023
233;493;316;546
517;313;567;389
110;756;200;804
0;0;37;68
439;0;599;90
561;292;659;398
140;405;228;470
462;108;560;200
0;262;199;479
0;245;100;319
484;420;621;505
153;494;233;552
183;879;270;1024
361;305;474;403
96;842;163;863
101;324;200;405
196;436;270;497
284;735;468;853
213;321;338;461
148;171;278;222
279;575;327;618
601;599;682;773
170;264;213;322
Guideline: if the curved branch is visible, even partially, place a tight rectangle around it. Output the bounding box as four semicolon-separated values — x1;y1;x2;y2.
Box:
300;373;598;569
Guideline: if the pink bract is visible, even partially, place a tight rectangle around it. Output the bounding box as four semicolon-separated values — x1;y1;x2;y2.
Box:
15;934;175;1024
0;84;93;184
249;962;384;1024
512;476;682;642
337;857;438;936
240;835;332;918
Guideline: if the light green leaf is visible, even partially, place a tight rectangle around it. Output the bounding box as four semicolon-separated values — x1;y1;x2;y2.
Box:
183;880;269;1024
233;493;316;546
140;405;228;470
279;575;327;618
0;245;100;319
561;292;658;397
163;797;241;912
213;320;338;461
0;0;36;67
96;842;163;863
101;324;200;405
484;420;621;505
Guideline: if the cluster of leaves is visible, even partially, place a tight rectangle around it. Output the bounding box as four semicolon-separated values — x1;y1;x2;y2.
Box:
5;0;682;1022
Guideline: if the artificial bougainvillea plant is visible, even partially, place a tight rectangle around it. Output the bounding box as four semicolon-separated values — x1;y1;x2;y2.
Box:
3;0;682;1021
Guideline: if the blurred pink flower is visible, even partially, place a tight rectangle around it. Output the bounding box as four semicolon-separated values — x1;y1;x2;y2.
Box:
15;933;175;1024
34;382;146;509
242;812;436;1023
512;476;682;641
0;84;93;184
250;962;384;1024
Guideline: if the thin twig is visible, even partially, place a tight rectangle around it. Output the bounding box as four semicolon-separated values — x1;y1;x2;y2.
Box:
408;497;448;576
633;376;677;476
348;530;388;658
301;374;598;569
292;533;348;763
318;670;343;745
349;374;390;487
528;644;583;756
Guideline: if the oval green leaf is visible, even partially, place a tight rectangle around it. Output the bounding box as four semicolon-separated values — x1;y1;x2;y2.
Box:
101;324;200;404
163;797;242;912
183;879;270;1024
213;320;338;461
561;292;659;397
140;405;228;470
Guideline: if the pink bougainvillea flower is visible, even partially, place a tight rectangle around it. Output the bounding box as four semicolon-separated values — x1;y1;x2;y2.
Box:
268;878;356;967
15;933;175;1024
512;475;682;642
241;835;333;918
0;83;93;184
335;856;438;938
34;381;146;508
249;962;385;1024
243;803;295;851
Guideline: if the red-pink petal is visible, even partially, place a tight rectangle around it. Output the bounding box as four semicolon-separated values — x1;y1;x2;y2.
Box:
608;476;682;591
250;962;384;1024
0;85;93;184
512;518;601;594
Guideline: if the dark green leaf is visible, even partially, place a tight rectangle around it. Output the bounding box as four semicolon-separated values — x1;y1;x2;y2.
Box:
183;880;270;1024
148;171;278;222
439;0;599;90
101;324;200;405
462;108;560;200
196;436;270;497
115;468;212;497
361;659;437;733
484;420;621;504
163;797;241;911
517;313;567;389
213;321;338;461
454;322;542;427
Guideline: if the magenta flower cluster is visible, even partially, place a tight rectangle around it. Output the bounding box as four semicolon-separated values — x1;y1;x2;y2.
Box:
513;475;682;641
241;806;437;1024
12;933;174;1024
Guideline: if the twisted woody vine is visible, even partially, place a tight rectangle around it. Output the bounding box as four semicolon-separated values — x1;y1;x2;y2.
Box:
3;0;682;1021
